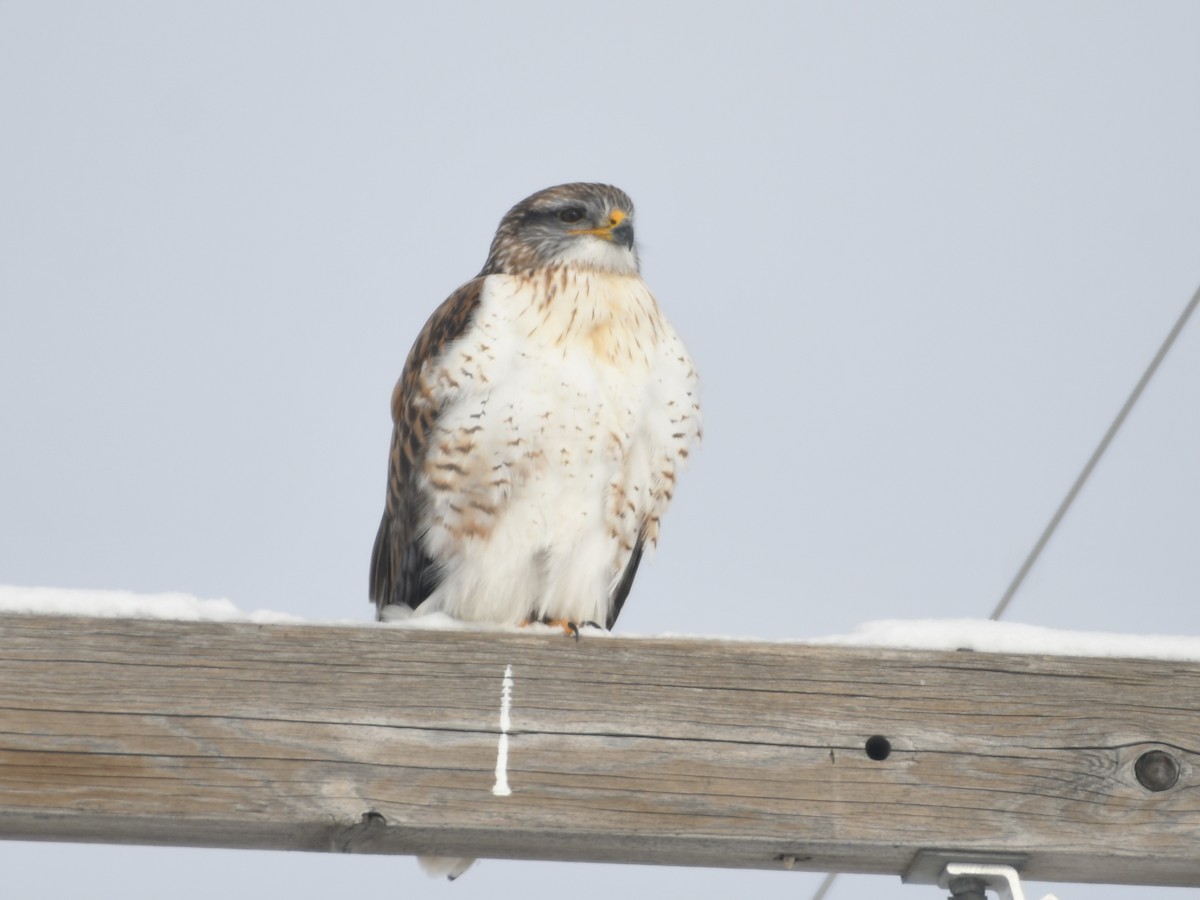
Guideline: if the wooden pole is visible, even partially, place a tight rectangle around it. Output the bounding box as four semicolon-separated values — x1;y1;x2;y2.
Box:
0;613;1197;886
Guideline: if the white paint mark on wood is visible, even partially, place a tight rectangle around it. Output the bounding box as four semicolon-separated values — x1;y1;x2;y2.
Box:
492;664;514;796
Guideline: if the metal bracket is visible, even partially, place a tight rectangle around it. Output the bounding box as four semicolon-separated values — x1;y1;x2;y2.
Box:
901;852;1058;900
939;863;1058;900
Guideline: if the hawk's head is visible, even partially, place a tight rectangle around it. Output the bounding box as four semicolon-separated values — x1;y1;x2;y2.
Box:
480;183;639;277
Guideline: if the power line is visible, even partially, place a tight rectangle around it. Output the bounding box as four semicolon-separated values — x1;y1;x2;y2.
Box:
811;872;838;900
990;280;1200;620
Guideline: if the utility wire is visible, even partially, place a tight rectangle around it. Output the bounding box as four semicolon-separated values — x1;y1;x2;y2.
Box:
810;872;839;900
806;279;1200;900
990;280;1200;620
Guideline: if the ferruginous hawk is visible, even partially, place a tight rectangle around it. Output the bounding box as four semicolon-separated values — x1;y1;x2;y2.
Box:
369;183;700;633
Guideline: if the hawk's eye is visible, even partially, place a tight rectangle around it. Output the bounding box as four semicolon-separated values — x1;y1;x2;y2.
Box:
557;207;586;224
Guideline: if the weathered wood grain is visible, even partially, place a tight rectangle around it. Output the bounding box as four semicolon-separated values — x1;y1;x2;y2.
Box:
0;613;1197;885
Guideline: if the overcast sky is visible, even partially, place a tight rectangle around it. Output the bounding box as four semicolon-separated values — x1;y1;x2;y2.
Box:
2;3;1198;899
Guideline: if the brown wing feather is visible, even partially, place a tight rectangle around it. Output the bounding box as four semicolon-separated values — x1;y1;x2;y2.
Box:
369;278;485;617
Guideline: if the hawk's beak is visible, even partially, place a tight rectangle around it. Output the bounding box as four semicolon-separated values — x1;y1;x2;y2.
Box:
569;209;635;250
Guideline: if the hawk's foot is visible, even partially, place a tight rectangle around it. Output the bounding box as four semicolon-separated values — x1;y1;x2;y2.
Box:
522;617;606;641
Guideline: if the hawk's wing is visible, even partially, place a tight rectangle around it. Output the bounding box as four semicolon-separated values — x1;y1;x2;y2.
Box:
369;278;485;617
606;531;645;629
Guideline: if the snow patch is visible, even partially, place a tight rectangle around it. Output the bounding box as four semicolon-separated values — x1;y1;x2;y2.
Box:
811;617;1200;662
378;605;612;637
0;584;303;623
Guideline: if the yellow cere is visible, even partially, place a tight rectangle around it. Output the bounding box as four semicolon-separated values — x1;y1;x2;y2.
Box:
569;208;627;240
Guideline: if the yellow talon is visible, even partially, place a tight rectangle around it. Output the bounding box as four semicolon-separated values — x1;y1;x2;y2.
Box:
519;617;581;639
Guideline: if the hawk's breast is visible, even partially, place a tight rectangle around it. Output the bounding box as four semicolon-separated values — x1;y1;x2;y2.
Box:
411;268;698;625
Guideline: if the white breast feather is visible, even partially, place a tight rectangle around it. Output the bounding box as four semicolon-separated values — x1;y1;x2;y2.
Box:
414;268;700;626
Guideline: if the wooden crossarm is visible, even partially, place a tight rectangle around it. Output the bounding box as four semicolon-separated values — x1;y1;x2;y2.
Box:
1;613;1197;886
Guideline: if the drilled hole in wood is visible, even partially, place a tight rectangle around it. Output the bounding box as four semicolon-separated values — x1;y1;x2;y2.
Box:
865;735;891;761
